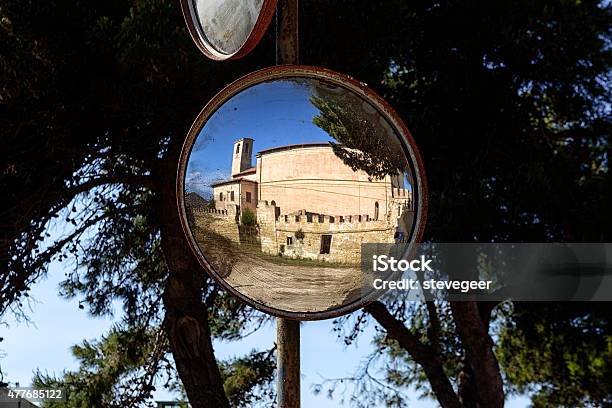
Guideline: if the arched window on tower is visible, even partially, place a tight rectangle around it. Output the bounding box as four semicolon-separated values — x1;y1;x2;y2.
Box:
236;144;240;155
374;202;379;221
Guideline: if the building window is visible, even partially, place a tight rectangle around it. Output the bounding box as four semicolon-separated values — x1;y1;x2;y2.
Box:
329;216;335;223
219;192;223;201
374;202;379;221
320;235;332;254
318;215;324;223
236;144;240;155
306;214;312;223
230;191;235;201
287;236;293;246
246;192;252;203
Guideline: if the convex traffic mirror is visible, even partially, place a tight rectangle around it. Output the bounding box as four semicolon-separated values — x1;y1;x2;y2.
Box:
180;0;277;60
177;66;428;319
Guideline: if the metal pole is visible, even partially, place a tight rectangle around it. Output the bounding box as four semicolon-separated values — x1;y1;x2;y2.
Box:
276;318;300;407
276;0;299;65
275;1;300;407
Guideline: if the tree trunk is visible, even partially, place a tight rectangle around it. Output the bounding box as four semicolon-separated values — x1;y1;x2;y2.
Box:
451;301;504;408
157;141;229;408
446;248;504;408
367;297;505;408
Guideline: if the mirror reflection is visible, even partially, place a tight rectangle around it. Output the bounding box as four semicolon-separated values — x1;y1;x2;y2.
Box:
183;77;417;314
193;0;264;55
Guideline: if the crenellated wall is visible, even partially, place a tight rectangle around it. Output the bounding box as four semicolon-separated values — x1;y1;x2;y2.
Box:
189;200;412;265
189;205;240;242
256;203;399;264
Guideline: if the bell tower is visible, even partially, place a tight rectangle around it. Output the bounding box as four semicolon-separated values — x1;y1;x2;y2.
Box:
232;138;253;177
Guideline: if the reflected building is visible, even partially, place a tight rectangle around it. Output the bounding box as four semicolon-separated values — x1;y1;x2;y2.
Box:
191;138;413;264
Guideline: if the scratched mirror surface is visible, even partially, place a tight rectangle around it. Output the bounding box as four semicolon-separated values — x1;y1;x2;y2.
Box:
193;0;264;55
181;75;422;316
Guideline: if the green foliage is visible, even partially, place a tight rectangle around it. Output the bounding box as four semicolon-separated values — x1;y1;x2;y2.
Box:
311;94;406;180
35;325;168;408
499;303;612;407
294;229;305;241
206;290;272;341
321;1;612;404
219;348;276;407
240;208;257;227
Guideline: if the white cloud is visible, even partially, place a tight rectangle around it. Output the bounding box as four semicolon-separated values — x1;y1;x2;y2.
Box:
185;169;230;198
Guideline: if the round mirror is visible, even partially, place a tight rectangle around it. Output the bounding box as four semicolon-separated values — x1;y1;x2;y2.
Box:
180;0;277;60
177;66;428;319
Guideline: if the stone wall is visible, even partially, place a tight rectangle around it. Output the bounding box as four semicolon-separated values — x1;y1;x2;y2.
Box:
190;201;414;266
190;206;240;243
256;201;278;255
258;205;398;264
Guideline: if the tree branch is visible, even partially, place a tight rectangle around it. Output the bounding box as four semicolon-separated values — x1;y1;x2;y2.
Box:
426;300;441;351
365;301;463;408
1;208;131;314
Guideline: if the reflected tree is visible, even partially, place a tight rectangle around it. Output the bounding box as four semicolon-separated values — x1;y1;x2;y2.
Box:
310;94;406;180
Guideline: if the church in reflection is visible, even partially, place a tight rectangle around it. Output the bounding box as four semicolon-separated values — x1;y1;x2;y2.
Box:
198;138;413;264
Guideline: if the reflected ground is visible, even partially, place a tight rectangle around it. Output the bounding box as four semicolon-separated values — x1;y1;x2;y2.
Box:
190;222;362;312
184;78;416;313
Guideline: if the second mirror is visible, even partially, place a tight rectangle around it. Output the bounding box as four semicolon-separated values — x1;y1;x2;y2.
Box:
181;0;277;60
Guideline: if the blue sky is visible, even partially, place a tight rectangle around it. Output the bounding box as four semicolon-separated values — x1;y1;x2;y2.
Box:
185;79;333;198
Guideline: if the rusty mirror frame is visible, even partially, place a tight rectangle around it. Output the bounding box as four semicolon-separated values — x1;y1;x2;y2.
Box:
180;0;278;61
176;65;429;320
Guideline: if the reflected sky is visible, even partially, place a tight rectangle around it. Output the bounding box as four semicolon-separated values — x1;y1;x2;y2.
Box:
186;80;334;197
